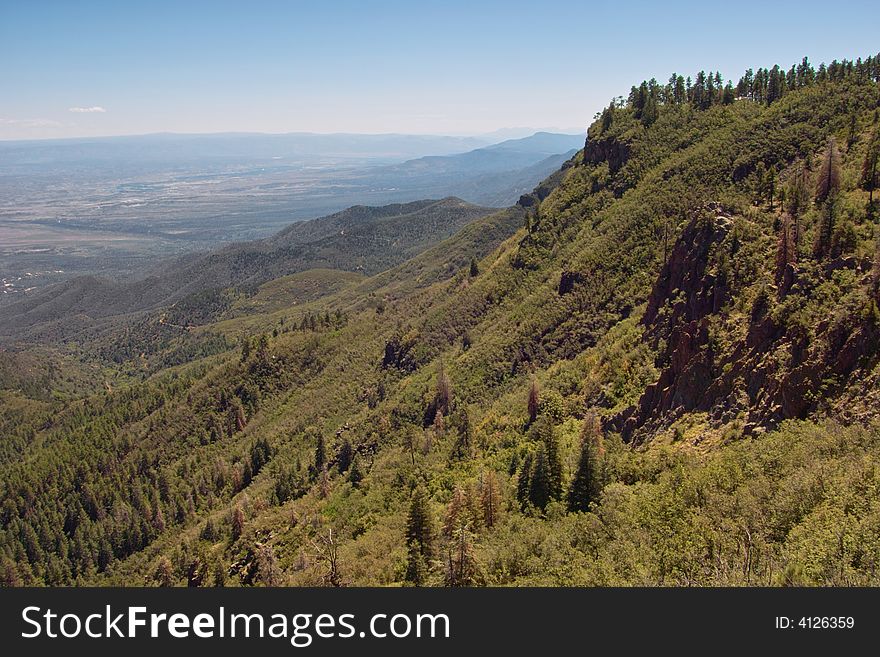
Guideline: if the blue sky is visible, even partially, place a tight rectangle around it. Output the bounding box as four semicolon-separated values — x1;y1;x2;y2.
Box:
1;0;878;140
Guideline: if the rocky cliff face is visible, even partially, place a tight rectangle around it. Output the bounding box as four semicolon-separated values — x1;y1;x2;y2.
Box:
582;135;630;173
613;204;880;442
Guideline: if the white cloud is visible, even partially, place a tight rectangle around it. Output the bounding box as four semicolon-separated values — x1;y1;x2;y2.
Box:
68;106;106;113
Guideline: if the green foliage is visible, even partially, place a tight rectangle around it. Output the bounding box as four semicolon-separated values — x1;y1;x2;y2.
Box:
2;51;880;588
404;486;435;585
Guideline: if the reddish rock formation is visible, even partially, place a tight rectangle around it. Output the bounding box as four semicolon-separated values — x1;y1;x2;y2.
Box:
613;204;880;443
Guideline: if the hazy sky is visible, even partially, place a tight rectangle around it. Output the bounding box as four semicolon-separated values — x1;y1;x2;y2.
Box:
2;0;878;140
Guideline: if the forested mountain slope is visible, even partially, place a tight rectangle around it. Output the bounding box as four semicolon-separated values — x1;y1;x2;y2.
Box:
2;54;880;587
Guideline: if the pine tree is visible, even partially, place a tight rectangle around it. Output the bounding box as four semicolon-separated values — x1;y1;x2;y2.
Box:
152;505;166;533
786;164;811;220
600;103;614;132
451;407;472;460
766;166;777;210
815;138;841;204
544;425;563;501
862;128;880;211
847;110;859;148
444;514;479;587
479;470;501;528
404;486;435;585
568;417;602;513
348;454;364;488
443;486;469;538
753;162;767;205
201;517;217;542
435;360;452;417
313;433;327;479
256;333;270;361
722;82;735;104
775;213;798;285
469;257;479;277
318;466;331;498
673;75;686;104
873;235;880;302
337;438;353;473
231;505;245;541
527;377;540;424
641;92;658;127
528;444;551;511
516;452;533;510
813;199;837;260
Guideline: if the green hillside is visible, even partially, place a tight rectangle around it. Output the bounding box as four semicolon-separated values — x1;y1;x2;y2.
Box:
2;54;880;587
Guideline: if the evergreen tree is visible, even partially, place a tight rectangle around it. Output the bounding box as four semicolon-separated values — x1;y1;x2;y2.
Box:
786;163;811;220
815;138;842;204
256;333;270;361
813;199;837;260
200;517;217;542
722;82;735;104
231;505;245;541
528;444;551;511
753;162;767;204
337;438;353;473
775;213;798;286
404;486;435;586
516;452;533;510
444;514;479;587
479;470;501;528
673;74;686;104
451;407;472;460
443;486;469;538
600;103;614;131
767;65;783;104
766;166;777;210
862;128;880;210
641;91;659;127
274;463;303;503
318;466;331;499
469;257;479;277
568;418;602;513
874;236;880;302
527;377;540;424
435;360;452;417
543;424;563;501
313;433;327;479
249;437;272;477
348;454;364;488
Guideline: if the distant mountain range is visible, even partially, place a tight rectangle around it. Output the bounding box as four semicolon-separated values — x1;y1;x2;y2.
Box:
361;131;583;206
0;132;494;169
0;198;499;340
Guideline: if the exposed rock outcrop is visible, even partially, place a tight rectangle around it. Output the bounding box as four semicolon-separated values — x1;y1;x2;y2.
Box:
583;136;630;173
614;204;880;443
